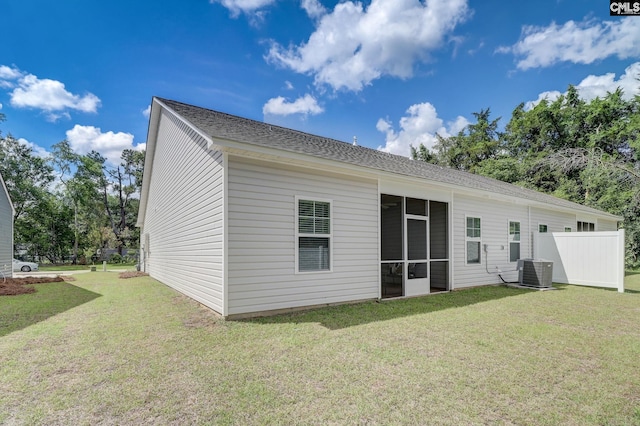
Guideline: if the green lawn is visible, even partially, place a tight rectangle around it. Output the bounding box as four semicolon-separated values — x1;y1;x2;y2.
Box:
1;272;639;425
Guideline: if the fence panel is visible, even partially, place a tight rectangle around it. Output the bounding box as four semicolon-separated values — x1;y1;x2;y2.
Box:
534;230;625;293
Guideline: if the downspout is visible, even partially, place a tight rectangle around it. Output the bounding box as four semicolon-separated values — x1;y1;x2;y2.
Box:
377;178;382;300
528;206;532;258
450;190;455;291
222;151;230;317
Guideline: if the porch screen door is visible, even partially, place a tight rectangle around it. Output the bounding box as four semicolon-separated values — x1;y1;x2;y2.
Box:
405;217;429;296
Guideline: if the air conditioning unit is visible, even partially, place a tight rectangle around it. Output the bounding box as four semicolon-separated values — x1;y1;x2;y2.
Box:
517;259;553;288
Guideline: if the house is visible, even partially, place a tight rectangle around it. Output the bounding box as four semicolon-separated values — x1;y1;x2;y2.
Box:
0;172;14;279
137;97;622;318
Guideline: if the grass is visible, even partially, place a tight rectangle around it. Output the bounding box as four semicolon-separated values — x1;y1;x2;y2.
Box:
1;272;639;425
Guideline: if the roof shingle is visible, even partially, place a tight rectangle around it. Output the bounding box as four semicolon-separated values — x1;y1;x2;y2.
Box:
157;97;620;220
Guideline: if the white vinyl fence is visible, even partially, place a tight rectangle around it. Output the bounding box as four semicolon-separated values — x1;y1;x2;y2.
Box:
534;230;625;293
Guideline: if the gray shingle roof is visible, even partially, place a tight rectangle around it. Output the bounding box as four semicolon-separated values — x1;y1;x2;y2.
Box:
157;97;620;220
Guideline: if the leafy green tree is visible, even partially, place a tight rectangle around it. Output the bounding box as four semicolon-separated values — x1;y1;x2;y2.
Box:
432;108;501;172
412;88;640;267
410;144;437;163
503;87;640;268
0;134;54;222
0;131;56;259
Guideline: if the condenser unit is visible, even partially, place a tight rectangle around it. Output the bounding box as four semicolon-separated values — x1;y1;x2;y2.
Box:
517;259;553;288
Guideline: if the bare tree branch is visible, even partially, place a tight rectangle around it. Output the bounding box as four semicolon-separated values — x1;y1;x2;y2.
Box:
543;148;640;183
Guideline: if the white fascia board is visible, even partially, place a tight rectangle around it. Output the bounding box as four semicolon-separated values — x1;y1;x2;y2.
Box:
136;98;162;227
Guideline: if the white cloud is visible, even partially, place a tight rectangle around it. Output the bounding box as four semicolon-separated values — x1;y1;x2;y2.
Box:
573;61;640;100
263;94;324;116
267;0;470;92
377;102;469;157
301;0;326;19
0;65;101;121
66;125;144;165
0;65;21;80
11;74;101;115
143;105;151;118
211;0;276;16
527;62;640;109
284;81;294;90
500;17;640;70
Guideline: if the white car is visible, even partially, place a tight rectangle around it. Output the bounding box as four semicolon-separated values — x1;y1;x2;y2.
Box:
13;259;39;272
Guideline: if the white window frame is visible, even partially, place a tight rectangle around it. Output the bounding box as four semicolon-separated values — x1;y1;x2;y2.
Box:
465;215;482;265
295;196;333;274
564;226;573;232
538;223;548;233
508;220;521;263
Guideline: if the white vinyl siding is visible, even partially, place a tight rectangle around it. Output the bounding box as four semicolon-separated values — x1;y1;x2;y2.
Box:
530;208;575;234
0;178;12;278
141;109;224;314
453;195;530;288
227;156;378;316
597;219;618;231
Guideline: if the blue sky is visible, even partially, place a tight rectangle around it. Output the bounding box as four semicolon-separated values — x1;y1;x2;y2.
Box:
1;0;639;165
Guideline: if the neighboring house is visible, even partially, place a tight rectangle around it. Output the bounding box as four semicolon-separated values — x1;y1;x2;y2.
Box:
137;98;622;318
0;172;14;279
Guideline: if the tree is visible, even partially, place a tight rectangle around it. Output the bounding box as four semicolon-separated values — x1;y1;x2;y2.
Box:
0;132;56;259
411;88;640;267
410;144;437;163
0;134;54;222
503;88;640;268
432;108;501;172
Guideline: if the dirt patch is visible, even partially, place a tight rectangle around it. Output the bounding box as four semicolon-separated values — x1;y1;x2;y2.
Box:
118;271;149;279
0;276;65;296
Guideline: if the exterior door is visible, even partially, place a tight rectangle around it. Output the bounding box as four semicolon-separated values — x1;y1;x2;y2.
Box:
405;216;429;296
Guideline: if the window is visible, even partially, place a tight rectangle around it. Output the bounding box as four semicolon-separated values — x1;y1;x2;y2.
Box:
509;221;520;262
406;197;427;216
466;217;481;264
577;221;595;232
564;227;572;232
297;198;331;272
538;224;548;233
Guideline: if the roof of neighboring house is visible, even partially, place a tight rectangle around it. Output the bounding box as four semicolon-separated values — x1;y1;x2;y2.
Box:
149;97;622;221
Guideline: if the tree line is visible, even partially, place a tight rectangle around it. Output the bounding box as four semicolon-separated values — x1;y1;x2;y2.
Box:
2;85;639;268
0;114;144;265
411;86;640;269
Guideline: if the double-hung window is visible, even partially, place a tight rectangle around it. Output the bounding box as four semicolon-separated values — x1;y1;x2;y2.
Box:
466;217;481;264
509;221;520;262
297;198;331;272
